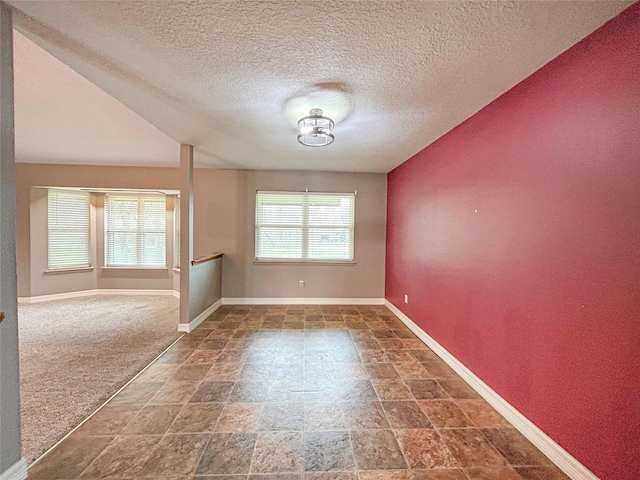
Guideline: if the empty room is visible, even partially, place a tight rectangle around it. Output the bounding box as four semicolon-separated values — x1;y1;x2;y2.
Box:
0;2;638;480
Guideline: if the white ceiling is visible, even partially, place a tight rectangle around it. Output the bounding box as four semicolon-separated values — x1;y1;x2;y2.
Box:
9;0;632;173
14;31;178;167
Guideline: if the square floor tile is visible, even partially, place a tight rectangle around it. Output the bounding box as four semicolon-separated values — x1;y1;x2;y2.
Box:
439;429;507;468
109;381;164;405
337;380;378;402
394;428;458;469
229;381;272;402
28;435;113;479
134;433;209;478
406;379;449;400
437;379;481;399
169;402;224;433
419;400;472;429
409;469;467;480
380;401;432;428
481;428;553;466
342;401;389;429
304;403;345;431
371;379;413;401
251;431;304;473
303;472;356;480
464;466;522;479
456;400;510;428
120;404;182;435
349;429;407;470
78;435;161;478
171;363;213;381
513;466;571;480
366;363;400;379
304;431;354;472
74;405;140;436
190;381;235;403
149;381;200;404
195;432;256;475
260;403;305;431
214;402;264;432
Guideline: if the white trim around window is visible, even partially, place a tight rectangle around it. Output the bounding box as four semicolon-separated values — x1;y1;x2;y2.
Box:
104;194;167;268
255;191;355;263
47;189;91;271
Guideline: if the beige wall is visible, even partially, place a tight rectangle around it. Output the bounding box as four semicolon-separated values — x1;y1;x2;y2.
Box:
16;164;181;297
94;193;175;291
17;164;387;299
28;189;178;296
193;169;387;299
189;257;222;322
29;187;98;296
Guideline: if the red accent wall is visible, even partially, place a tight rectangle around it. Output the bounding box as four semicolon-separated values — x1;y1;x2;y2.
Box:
385;4;640;479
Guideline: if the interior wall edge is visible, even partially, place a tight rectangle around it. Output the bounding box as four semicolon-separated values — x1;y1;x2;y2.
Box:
178;298;222;333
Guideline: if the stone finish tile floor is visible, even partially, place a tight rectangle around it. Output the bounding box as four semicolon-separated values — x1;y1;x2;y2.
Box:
28;305;569;480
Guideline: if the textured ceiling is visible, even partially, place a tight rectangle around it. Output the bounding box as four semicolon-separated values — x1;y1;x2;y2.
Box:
8;0;633;172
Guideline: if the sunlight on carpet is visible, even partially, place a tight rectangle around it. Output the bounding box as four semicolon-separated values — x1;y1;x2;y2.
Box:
18;295;180;463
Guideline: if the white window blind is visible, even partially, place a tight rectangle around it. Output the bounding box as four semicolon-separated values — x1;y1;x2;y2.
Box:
105;194;166;267
175;197;180;268
255;191;354;261
48;189;91;270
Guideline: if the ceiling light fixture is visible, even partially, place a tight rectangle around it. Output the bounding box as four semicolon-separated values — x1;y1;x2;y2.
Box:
297;108;334;147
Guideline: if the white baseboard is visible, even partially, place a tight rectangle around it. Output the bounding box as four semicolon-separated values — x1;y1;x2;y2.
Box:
384;300;597;480
96;289;176;297
18;289;177;304
0;458;27;480
18;290;96;304
221;297;385;305
178;298;222;333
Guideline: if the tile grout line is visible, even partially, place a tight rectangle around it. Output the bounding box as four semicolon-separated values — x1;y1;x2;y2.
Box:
194;307;248;477
77;318;231;479
247;304;290;475
29;332;185;473
35;304;550;479
346;324;366;476
77;330;220;479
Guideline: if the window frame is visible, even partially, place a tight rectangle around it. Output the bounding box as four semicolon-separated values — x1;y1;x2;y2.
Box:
104;193;167;268
174;195;181;269
47;188;92;271
254;190;355;264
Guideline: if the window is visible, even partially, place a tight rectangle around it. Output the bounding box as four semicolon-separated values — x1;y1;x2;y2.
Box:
105;194;166;267
48;189;91;270
255;191;354;261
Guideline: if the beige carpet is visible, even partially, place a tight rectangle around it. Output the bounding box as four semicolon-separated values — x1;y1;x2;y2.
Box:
18;295;180;463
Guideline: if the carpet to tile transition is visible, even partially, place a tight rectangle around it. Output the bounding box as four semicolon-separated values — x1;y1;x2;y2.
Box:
18;295;181;462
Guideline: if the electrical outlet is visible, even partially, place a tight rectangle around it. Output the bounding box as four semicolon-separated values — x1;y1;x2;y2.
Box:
299;280;305;288
404;294;408;304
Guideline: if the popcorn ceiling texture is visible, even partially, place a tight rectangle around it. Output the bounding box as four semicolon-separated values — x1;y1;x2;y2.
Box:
8;0;632;172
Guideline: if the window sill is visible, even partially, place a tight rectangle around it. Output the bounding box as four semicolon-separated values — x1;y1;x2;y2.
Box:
101;266;168;271
254;260;356;266
173;267;180;273
45;267;94;275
